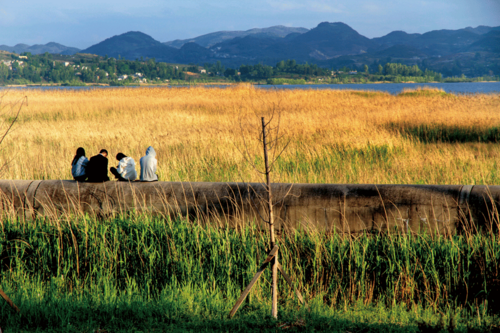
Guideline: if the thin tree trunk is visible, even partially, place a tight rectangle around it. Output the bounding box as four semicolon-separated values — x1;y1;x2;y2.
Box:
261;117;278;319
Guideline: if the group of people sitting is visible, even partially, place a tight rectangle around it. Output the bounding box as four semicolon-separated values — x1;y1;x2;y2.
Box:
71;146;158;182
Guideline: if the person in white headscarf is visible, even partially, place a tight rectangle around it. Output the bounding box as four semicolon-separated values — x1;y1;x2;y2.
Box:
140;146;158;182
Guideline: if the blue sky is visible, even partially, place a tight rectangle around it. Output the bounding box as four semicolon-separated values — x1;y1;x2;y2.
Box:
1;0;499;48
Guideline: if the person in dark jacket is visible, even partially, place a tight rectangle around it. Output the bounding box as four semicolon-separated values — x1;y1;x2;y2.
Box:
71;147;88;182
86;149;110;182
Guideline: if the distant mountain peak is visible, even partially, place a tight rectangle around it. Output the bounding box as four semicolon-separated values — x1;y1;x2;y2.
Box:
318;21;349;26
80;31;164;57
299;22;365;39
463;25;495;35
385;31;411;36
316;22;356;31
0;42;80;55
103;31;160;43
121;31;154;37
163;25;308;48
308;22;363;39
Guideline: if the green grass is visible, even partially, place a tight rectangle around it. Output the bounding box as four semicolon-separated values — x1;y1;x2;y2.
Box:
165;142;500;185
398;89;452;98
277;143;395;172
388;123;500;143
1;215;500;331
267;78;307;85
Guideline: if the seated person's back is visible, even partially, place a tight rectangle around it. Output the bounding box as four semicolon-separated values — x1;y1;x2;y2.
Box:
71;147;88;182
87;149;110;182
140;146;158;182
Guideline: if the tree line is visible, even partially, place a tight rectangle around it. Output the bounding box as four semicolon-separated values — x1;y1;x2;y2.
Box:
1;52;497;85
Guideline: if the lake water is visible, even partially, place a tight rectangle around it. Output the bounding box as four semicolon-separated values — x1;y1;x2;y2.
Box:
2;81;500;95
259;82;500;95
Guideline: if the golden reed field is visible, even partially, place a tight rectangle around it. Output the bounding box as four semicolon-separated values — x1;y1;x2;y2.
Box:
1;85;500;184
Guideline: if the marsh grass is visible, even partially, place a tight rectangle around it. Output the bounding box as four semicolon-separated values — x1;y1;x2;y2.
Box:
398;86;452;98
0;86;499;185
0;215;499;331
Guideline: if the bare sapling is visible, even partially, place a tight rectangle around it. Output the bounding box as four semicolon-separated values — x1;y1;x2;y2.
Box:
262;116;278;318
229;91;304;319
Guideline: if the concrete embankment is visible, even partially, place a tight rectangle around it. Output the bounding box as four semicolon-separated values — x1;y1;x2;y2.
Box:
0;180;497;233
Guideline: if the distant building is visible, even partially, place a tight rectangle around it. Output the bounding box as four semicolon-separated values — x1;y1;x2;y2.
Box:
349;70;358;75
18;56;28;59
64;62;70;67
117;75;128;81
1;60;12;69
200;69;207;74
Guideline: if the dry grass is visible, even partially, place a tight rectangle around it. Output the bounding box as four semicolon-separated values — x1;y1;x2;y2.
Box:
1;86;499;184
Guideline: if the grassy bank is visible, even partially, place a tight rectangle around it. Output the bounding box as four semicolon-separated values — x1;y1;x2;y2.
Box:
1;216;499;331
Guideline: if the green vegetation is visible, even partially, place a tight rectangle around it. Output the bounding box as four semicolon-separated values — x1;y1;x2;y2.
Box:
1;215;499;332
267;78;307;85
0;53;189;86
388;123;500;143
1;51;498;86
398;88;452;97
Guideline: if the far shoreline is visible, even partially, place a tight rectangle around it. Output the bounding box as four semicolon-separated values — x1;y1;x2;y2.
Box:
2;80;500;88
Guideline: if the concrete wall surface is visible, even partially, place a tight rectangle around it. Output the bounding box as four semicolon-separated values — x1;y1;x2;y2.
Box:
0;180;498;233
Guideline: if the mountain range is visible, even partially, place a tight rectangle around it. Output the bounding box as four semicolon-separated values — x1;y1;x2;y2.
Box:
81;22;500;69
1;22;499;75
164;25;309;48
0;42;79;55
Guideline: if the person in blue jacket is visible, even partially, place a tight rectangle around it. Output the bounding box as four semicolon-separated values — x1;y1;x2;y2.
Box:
71;147;88;182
